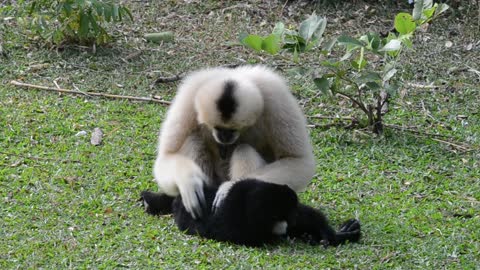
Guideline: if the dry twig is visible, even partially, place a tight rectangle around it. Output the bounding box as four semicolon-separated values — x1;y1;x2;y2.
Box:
406;82;439;89
10;80;171;105
307;115;356;121
154;74;184;84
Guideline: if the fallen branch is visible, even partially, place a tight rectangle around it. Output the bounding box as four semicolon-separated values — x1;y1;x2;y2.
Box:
385;124;454;139
431;138;472;152
385;124;475;152
10;80;171;105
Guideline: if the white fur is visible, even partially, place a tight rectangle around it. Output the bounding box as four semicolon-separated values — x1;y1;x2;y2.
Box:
153;65;316;217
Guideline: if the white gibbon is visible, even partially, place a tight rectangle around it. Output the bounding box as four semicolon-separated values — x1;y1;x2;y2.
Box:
153;65;316;218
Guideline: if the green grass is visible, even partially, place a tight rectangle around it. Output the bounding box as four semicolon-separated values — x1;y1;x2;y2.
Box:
1;1;479;269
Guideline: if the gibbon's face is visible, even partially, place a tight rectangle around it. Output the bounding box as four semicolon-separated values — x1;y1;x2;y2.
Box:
195;79;264;145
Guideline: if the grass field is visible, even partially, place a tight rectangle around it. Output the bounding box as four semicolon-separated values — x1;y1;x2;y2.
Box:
1;1;479;269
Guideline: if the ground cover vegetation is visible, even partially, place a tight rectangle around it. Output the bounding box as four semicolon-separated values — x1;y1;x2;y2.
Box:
1;0;479;268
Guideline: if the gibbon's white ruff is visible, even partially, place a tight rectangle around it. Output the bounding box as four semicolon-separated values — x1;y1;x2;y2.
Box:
153;65;315;218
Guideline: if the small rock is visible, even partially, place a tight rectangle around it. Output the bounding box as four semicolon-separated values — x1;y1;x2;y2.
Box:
90;128;103;146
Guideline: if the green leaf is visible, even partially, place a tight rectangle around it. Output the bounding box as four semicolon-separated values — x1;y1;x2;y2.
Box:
368;33;381;50
340;51;353;61
312;18;327;41
120;7;133;21
358;72;382;83
379;39;401;52
366;81;381;90
63;3;73;16
351;58;367;70
434;3;450;17
424;0;434;9
93;3;103;17
262;34;281;55
242;35;263;52
321;60;341;69
52;29;64;44
299;13;326;42
283;34;306;53
413;0;435;22
401;37;413;48
385;82;400;96
337;35;365;48
394;13;416;35
112;5;119;21
322;38;337;52
359;33;382;51
79;11;89;37
88;12;99;32
293;46;299;62
412;0;424;21
423;6;436;20
272;22;284;37
238;32;248;42
383;68;397;82
313;77;330;94
104;5;112;22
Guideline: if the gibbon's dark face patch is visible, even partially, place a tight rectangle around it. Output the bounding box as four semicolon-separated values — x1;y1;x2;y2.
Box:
216;80;237;122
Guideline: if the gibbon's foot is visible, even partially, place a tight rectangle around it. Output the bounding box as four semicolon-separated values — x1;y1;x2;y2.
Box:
334;218;361;245
140;191;175;216
339;218;361;233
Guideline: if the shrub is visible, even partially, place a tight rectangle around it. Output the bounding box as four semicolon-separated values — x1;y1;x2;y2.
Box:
240;1;450;134
12;0;132;46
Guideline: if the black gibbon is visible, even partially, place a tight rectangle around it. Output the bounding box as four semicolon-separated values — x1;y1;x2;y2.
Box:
152;65;316;218
141;179;361;247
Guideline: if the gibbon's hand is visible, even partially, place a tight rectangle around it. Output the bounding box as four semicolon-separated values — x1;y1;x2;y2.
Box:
177;171;208;219
212;180;237;213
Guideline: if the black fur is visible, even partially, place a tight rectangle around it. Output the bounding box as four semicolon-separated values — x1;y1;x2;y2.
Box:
140;191;174;216
216;80;237;122
141;179;361;247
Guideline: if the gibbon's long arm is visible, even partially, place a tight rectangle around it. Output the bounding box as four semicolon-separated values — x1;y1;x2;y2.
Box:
240;66;316;191
154;68;229;218
157;69;220;154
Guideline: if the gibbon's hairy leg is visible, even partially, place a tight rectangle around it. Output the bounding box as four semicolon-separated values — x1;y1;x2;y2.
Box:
230;144;266;180
287;204;361;246
154;132;214;218
140;191;175;215
213;144;266;211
